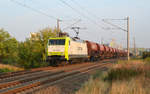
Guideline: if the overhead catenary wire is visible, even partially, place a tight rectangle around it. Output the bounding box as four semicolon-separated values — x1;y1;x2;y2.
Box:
70;0;99;19
59;0;112;43
59;0;105;30
68;0;117;43
10;0;105;31
10;0;58;20
102;19;127;32
69;0;124;38
62;19;82;31
70;0;103;23
10;0;85;34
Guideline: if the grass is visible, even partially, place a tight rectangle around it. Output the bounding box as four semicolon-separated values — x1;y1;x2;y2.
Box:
0;63;24;73
76;59;150;94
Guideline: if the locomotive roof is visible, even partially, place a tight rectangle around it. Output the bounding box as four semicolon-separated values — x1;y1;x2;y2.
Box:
49;37;86;43
70;37;85;43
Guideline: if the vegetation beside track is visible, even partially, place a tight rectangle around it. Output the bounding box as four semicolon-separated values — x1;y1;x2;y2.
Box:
76;59;150;94
0;28;57;69
142;51;150;59
0;68;14;73
0;63;23;73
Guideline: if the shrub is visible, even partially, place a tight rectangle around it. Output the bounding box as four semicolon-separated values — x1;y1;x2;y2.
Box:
0;68;14;73
105;68;142;81
142;52;150;59
76;60;150;94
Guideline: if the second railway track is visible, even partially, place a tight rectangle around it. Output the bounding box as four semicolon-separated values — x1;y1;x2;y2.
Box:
0;60;115;94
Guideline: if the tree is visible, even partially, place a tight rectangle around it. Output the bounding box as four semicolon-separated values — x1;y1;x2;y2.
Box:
18;40;43;68
0;27;58;69
0;29;19;64
17;27;58;68
39;28;58;61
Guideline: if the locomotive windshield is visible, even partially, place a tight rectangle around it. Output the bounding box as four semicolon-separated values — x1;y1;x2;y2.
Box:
49;39;65;45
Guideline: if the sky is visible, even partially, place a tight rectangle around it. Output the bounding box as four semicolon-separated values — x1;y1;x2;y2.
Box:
0;0;150;48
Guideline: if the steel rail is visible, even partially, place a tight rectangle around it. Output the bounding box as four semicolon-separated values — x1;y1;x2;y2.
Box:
0;62;111;94
0;63;96;89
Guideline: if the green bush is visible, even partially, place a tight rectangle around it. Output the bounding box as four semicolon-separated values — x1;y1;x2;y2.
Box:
105;68;143;81
143;52;150;59
0;68;14;73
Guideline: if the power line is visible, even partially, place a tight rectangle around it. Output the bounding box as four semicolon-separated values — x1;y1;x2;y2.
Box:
67;0;116;42
70;0;99;20
70;0;108;29
10;0;58;20
62;19;81;31
70;0;125;41
59;0;87;18
59;0;105;30
69;0;125;33
102;19;127;32
10;0;83;33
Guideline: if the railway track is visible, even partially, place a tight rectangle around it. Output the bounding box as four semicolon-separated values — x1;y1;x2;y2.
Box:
0;63;95;84
0;66;55;80
30;63;111;94
0;63;95;89
0;60;115;94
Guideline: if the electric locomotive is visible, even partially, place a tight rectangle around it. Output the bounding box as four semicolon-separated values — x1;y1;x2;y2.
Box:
47;36;128;65
47;37;88;65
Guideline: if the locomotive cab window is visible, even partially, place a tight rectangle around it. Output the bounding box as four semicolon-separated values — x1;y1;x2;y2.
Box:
49;39;65;45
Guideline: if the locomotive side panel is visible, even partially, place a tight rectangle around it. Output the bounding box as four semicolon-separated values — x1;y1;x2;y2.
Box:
68;40;88;59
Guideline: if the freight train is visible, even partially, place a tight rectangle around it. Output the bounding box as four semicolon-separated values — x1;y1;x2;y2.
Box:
47;37;127;65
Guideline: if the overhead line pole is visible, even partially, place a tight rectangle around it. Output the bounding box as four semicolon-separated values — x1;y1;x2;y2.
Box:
127;17;130;60
133;37;137;57
57;19;60;37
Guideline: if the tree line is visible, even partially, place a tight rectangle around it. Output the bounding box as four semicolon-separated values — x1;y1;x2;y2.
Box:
0;28;58;69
